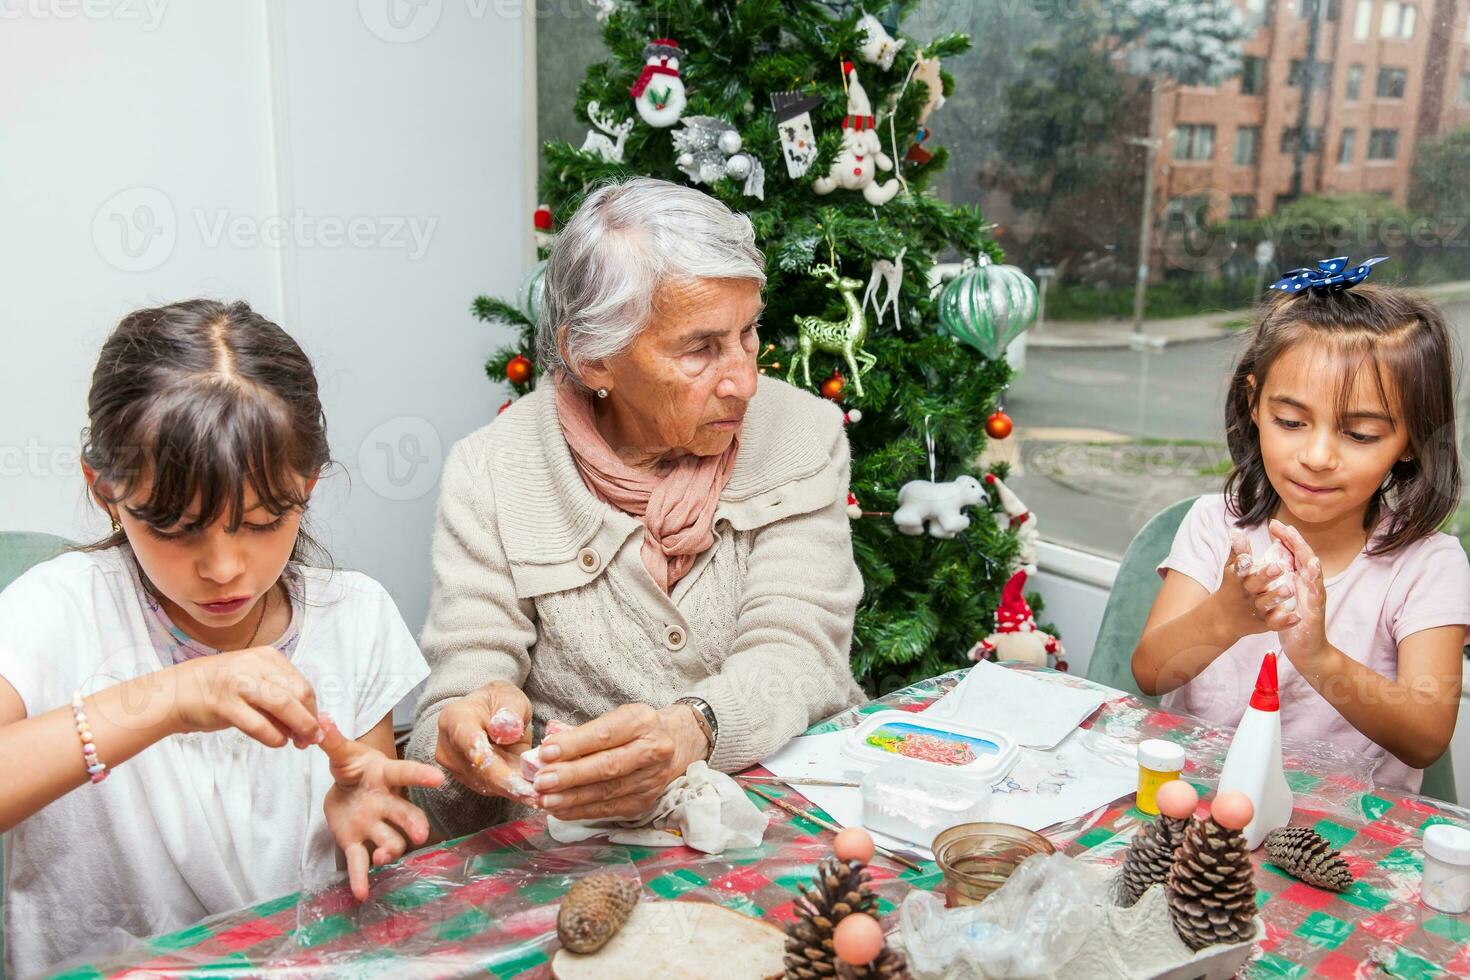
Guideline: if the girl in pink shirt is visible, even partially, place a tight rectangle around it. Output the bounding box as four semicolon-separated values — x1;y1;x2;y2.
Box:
1132;265;1470;793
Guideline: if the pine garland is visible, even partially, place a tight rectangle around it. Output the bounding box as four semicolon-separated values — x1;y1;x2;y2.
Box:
475;0;1046;687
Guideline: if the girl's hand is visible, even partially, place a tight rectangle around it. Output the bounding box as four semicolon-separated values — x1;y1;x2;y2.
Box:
434;680;534;802
1268;520;1328;665
1209;531;1279;642
318;714;444;901
532;703;709;821
168;646;324;748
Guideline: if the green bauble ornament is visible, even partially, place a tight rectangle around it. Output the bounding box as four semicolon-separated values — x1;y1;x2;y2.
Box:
517;260;547;325
936;254;1038;360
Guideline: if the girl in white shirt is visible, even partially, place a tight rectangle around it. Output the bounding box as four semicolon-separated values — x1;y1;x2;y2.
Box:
0;299;441;976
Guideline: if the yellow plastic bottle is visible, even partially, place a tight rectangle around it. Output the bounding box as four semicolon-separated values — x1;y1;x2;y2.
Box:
1136;739;1185;815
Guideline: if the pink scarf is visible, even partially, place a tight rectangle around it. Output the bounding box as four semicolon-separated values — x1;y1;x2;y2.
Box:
554;381;740;593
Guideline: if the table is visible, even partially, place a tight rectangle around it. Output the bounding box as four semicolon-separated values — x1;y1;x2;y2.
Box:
52;666;1470;979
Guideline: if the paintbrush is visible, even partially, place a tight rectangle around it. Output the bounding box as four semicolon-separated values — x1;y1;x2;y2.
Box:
743;783;925;871
735;774;863;788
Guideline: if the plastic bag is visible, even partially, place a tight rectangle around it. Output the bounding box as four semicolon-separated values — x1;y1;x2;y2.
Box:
898;853;1109;978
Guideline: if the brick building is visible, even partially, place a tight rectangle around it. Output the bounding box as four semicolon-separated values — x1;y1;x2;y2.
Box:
1155;0;1470;238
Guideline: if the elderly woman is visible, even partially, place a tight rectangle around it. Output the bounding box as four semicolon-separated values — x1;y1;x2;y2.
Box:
407;177;865;837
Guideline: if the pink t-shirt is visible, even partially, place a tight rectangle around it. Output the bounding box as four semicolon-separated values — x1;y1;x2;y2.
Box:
1157;494;1470;793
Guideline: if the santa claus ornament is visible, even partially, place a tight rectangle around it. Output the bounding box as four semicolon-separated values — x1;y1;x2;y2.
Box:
969;569;1066;669
813;62;900;206
629;38;687;128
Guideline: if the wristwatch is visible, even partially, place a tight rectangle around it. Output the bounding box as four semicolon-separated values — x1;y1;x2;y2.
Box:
674;696;718;759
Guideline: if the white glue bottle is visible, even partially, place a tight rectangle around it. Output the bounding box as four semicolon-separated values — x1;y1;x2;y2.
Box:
1216;651;1293;850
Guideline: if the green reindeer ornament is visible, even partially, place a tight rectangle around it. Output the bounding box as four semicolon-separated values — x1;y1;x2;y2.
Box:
788;262;877;397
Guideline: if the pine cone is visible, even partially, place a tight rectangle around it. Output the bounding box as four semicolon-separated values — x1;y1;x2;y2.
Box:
847;945;912;979
1166;816;1258;951
1117;813;1191;906
784;857;878;979
556;873;641;954
1265;827;1354;892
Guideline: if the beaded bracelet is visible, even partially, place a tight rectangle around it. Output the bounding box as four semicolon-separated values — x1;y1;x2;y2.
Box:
71;690;108;784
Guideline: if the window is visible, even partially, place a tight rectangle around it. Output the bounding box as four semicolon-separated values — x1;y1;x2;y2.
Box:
1354;0;1373;39
1281;126;1324;153
1164;194;1211;232
552;1;1470;563
1376;66;1407;98
1240;56;1265;95
1381;1;1416;38
1288;59;1332;87
1234;126;1261;164
1172;123;1215;161
1461;73;1470;104
1368;127;1399;159
1297;0;1339;16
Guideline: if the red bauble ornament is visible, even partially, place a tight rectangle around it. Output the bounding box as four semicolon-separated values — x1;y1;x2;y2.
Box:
820;369;846;401
985;409;1013;440
506;355;533;385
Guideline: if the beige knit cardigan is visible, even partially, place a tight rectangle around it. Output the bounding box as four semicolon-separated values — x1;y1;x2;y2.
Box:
406;375;866;838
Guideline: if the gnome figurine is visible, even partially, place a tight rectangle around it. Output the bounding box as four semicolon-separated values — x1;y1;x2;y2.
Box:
813;62;901;206
984;473;1038;577
969;570;1065;669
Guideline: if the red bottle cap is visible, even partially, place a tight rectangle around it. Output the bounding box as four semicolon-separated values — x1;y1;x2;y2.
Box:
1249;652;1280;712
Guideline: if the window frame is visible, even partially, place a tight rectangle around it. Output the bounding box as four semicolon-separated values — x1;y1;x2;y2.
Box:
1376;65;1408;98
1367;127;1400;160
1172;123;1216;162
1234;125;1261;165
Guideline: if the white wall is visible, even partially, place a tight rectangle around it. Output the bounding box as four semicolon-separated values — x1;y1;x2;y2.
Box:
0;2;533;725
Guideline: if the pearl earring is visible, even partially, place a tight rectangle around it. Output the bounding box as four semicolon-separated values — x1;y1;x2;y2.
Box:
596;388;609;399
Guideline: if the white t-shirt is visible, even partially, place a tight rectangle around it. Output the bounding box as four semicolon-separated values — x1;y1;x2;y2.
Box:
0;548;429;977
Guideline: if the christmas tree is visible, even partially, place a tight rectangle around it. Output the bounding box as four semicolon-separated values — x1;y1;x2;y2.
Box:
476;0;1036;689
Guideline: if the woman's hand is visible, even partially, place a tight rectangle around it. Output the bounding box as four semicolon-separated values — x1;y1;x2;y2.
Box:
318;714;444;901
1268;520;1328;666
434;680;534;802
532;703;710;821
167;646;324;748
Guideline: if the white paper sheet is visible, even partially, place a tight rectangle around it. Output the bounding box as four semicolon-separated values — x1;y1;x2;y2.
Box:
758;727;1137;858
922;661;1112;749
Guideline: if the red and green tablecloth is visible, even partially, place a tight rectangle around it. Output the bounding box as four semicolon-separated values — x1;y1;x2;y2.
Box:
46;666;1470;979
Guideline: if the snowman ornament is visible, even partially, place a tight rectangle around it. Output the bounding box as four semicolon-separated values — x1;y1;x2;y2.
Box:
813;62;901;206
628;38;688;128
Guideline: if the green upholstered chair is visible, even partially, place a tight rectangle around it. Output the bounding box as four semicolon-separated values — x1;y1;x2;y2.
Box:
0;530;74;978
1085;498;1458;805
1;531;73;593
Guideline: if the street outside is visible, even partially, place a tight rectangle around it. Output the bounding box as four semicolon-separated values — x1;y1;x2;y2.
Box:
1001;293;1470;559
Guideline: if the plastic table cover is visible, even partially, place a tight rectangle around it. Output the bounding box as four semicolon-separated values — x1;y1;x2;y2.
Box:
46;665;1470;979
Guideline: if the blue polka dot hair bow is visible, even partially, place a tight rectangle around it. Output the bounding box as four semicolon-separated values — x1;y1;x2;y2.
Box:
1269;255;1390;294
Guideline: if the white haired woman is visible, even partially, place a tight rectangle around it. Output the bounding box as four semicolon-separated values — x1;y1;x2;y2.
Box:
407;177;866;837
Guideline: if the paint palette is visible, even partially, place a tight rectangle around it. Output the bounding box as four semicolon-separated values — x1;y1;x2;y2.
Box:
841;710;1019;787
